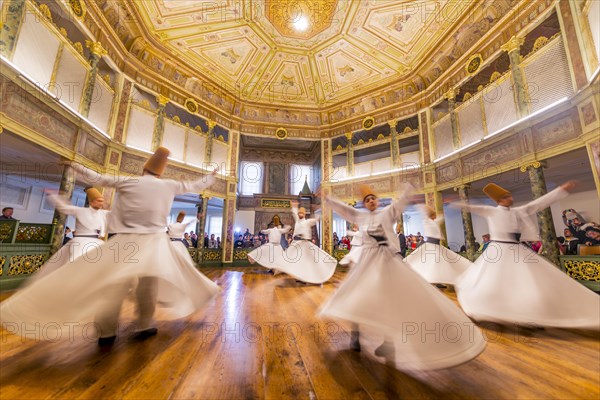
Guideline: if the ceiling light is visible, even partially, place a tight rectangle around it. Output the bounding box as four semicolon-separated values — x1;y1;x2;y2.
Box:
293;16;309;32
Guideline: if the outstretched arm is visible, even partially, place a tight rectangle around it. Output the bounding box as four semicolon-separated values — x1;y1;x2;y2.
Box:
46;192;80;216
519;182;573;215
323;196;362;224
176;170;217;195
71;163;132;187
449;201;494;217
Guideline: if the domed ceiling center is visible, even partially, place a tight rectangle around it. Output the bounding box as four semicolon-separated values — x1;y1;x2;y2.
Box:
264;0;339;39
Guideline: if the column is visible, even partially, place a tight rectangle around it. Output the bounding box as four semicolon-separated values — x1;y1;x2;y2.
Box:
445;88;461;150
454;184;477;261
0;0;26;58
81;41;107;117
221;196;236;264
50;162;76;254
321;184;333;254
425;191;447;246
521;161;560;266
388;120;401;167
345;132;354;176
205;120;217;164
501;36;529;118
112;80;133;143
196;195;208;247
151;95;169;151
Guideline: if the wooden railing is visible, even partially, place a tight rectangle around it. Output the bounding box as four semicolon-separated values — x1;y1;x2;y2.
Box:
0;220;55;290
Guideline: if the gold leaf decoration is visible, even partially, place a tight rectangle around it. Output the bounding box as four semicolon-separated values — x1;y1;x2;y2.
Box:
490;71;501;83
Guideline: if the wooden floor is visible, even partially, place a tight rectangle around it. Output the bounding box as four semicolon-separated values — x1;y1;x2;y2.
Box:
1;267;599;400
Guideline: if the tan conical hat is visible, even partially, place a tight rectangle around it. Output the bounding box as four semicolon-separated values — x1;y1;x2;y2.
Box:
483;183;511;202
143;146;170;176
298;207;306;214
85;187;103;202
177;211;186;222
357;184;376;201
424;205;436;219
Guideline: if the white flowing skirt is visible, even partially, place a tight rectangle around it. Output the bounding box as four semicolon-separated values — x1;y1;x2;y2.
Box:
274;240;337;284
456;242;600;329
339;245;363;267
320;244;487;370
406;242;472;285
247;243;287;270
30;236;104;282
0;233;220;338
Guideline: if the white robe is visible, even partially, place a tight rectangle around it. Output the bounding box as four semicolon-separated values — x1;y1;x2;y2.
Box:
0;166;220;339
455;187;600;329
406;205;472;285
339;230;364;267
273;208;337;284
167;219;198;263
32;194;108;280
247;226;290;269
321;195;487;370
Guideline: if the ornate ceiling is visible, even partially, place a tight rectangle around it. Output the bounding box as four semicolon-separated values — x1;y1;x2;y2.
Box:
130;0;491;108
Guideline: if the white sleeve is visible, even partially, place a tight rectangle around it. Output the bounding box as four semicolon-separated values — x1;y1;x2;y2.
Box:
291;207;299;223
72;163;134;187
324;196;361;224
518;187;569;215
47;193;80;216
450;201;494;217
176;174;216;195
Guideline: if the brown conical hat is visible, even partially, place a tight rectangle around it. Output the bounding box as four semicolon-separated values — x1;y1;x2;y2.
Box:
143;146;170;176
176;211;186;222
85;187;103;202
483;183;511;202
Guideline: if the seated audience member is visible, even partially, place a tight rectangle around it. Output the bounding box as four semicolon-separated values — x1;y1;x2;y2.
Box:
563;228;579;255
479;234;491;252
208;234;218;248
183;233;194;248
557;237;567;255
584;226;600;246
63;226;73;245
234;235;244;248
563;209;588;243
0;207;15;220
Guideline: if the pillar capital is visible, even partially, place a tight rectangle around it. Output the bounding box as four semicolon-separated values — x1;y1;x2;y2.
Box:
156;94;170;107
501;36;524;54
444;88;459;101
387;120;398;129
207;120;217;130
85;40;107;57
519;160;547;172
453;183;471;192
344;132;353;140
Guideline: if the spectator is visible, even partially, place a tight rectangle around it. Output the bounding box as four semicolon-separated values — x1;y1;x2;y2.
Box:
459;244;466;253
0;207;15;220
563;209;588;244
208;234;218;248
563;228;579;255
63;226;73;245
479;234;491;252
234;235;243;248
584;226;600;246
217;237;221;248
557;236;567;255
183;233;193;248
204;231;209;248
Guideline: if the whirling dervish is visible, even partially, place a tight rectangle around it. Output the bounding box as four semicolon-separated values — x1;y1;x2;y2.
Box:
405;204;472;285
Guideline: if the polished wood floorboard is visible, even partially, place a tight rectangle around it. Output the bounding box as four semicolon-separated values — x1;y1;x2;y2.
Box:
1;267;599;400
